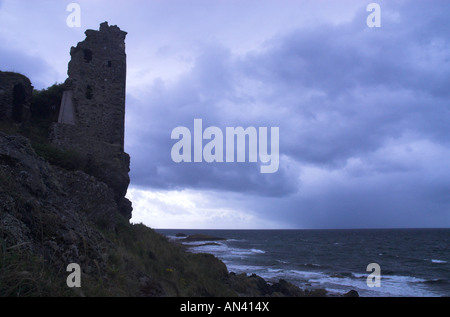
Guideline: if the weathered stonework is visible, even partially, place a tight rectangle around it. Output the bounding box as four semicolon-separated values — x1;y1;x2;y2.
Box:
0;71;33;123
51;22;132;219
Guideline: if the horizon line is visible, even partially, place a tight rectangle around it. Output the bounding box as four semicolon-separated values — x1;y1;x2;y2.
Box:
150;227;450;231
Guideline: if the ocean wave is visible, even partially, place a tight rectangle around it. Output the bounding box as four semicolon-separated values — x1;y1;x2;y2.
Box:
161;230;449;297
228;249;264;257
225;263;267;274
419;278;449;286
383;274;428;284
224;259;443;297
329;272;356;279
250;248;265;254
187;242;266;260
267;268;283;273
431;259;447;264
273;269;441;297
301;263;322;268
286;269;325;280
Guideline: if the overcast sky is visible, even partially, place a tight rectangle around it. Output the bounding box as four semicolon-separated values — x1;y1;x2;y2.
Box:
1;0;449;229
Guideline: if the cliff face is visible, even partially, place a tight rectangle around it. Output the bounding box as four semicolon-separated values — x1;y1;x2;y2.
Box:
0;132;117;289
0;131;232;296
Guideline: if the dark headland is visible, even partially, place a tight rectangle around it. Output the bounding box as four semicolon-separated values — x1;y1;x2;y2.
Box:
0;23;357;297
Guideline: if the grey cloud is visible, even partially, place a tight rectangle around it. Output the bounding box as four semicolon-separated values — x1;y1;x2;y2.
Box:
234;2;450;168
127;45;299;197
1;0;447;229
252;169;450;229
0;46;59;89
126;0;450;218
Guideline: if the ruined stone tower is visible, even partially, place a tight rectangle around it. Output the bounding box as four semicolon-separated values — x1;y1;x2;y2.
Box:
51;22;132;219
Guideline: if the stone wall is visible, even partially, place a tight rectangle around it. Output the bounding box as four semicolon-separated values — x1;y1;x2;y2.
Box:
0;71;33;123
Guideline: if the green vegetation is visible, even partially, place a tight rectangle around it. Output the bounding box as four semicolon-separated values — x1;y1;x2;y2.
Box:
104;220;234;297
31;142;85;172
0;216;236;297
0;83;96;173
0;120;85;172
0;248;71;297
30;83;65;122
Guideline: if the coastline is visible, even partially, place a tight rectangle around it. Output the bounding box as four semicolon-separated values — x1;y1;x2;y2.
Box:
164;231;359;297
159;229;450;297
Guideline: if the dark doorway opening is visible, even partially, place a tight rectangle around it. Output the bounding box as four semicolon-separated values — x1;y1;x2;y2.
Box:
12;83;26;122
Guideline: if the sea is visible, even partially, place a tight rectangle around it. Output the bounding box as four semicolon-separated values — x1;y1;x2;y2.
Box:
156;228;450;297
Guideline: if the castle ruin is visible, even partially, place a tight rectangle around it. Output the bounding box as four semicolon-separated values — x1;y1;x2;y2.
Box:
51;22;132;219
0;71;33;123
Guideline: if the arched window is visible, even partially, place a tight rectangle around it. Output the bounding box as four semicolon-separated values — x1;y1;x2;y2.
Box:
12;83;26;122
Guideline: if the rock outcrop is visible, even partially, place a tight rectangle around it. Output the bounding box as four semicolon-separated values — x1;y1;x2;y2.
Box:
0;132;118;274
0;131;230;296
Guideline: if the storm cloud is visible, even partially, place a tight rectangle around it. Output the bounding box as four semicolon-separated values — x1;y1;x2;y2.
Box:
1;0;449;228
127;1;450;192
125;1;450;228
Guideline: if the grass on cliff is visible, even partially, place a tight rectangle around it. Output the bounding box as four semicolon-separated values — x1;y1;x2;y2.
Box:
0;196;236;297
0;147;235;297
0;216;236;297
0;119;94;174
0;224;236;297
0;246;71;297
0;82;87;172
95;218;235;297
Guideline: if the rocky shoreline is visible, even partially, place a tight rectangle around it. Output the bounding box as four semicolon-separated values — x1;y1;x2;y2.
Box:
172;233;359;297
